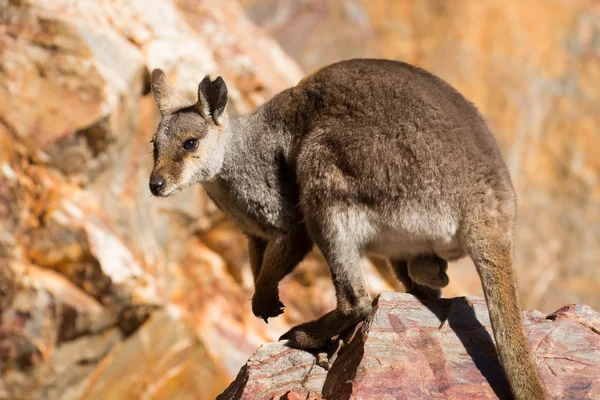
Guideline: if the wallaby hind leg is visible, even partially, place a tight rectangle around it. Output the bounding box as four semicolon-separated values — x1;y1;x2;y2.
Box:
466;225;545;400
280;215;373;349
391;259;442;300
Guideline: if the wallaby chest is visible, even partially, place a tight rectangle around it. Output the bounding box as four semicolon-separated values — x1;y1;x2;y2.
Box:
203;183;270;238
203;163;298;239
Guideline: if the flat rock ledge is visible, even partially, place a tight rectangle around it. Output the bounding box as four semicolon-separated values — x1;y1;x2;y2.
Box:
218;292;600;400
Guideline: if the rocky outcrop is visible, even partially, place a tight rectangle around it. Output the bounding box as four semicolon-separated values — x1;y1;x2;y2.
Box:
219;292;600;400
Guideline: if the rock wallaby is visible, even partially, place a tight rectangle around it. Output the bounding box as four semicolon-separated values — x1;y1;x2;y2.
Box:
149;59;545;399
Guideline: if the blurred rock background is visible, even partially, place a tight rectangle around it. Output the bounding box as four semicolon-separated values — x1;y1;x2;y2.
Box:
0;0;598;398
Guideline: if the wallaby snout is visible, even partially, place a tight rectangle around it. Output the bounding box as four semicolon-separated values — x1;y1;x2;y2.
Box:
149;173;166;196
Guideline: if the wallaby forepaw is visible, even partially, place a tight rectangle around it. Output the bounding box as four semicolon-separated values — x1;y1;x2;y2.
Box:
280;324;330;350
252;289;285;322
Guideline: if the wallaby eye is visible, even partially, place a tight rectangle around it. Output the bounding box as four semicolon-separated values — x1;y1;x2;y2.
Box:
182;138;199;151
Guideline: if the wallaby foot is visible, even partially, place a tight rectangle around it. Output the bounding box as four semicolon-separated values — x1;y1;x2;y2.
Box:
280;303;372;349
408;254;449;289
252;286;285;322
391;259;443;299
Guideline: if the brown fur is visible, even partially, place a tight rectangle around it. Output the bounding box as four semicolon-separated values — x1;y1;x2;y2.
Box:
149;59;546;399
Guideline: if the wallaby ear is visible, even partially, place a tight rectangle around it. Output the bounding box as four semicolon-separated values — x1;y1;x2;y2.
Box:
151;69;189;116
195;75;228;126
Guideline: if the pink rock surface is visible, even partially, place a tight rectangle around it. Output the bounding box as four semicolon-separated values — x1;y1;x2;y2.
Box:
220;292;600;400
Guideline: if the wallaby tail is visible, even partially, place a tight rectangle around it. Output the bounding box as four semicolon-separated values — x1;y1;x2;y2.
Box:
468;231;546;400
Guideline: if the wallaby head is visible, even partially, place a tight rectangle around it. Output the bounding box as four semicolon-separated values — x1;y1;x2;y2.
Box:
149;69;229;197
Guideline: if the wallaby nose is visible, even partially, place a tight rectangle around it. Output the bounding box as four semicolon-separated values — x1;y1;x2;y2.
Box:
149;175;165;196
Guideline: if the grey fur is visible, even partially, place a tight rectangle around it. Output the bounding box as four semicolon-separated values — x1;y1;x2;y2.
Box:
149;59;546;400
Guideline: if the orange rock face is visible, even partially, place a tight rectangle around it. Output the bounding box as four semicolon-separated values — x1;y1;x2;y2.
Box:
0;0;306;398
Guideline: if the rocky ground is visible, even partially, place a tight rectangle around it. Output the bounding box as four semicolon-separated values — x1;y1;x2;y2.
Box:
1;0;598;399
220;292;600;400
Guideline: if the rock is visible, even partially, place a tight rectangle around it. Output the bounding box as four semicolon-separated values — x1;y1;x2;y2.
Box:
0;0;310;398
167;236;292;378
0;0;144;178
0;265;122;399
24;184;160;311
80;306;231;400
217;341;327;400
219;292;600;400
